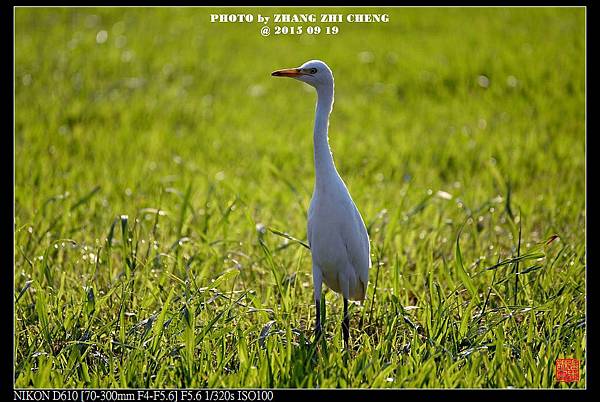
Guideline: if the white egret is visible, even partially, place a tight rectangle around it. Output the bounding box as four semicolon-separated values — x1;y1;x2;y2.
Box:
272;60;371;347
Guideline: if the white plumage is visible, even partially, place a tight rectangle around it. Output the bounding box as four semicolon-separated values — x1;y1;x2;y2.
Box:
272;60;371;346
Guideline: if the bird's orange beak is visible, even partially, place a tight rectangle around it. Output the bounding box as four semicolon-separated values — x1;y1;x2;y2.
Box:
271;68;304;77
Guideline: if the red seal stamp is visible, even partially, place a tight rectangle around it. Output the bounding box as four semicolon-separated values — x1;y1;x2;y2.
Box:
556;358;580;383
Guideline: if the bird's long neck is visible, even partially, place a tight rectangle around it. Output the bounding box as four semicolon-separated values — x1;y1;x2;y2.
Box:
313;84;337;189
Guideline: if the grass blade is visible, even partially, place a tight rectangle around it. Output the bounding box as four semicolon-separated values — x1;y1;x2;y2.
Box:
455;227;479;301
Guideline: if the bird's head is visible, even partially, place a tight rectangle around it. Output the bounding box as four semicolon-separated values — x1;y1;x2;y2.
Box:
271;60;333;90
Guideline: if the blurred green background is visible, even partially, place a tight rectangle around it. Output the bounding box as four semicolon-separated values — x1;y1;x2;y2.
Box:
15;7;585;388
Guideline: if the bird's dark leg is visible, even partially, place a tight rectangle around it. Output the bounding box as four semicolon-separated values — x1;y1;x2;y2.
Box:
315;298;322;340
343;297;349;348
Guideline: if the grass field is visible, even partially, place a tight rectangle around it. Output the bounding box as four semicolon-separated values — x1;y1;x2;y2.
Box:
14;7;586;388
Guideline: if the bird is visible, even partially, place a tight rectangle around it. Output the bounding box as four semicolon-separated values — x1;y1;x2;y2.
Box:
272;60;371;347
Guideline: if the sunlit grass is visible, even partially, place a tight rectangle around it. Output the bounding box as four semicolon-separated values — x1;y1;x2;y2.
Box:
15;7;585;388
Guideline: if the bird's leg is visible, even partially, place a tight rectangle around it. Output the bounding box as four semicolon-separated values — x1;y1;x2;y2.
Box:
315;298;322;339
343;297;349;348
312;265;323;341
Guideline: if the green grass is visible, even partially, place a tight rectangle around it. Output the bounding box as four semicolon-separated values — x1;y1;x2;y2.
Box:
14;7;585;388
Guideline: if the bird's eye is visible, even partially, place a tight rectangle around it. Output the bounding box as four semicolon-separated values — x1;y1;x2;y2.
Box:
309;68;318;74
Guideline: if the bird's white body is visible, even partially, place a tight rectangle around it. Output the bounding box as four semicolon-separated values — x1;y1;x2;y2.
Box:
272;59;370;344
308;175;370;301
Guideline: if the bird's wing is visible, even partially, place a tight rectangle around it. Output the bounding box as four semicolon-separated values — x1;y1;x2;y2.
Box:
341;202;371;298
